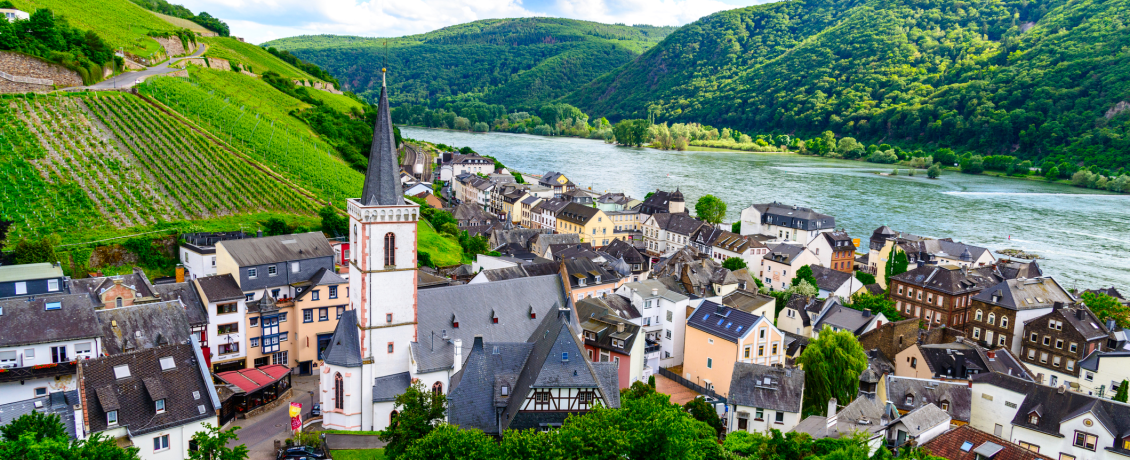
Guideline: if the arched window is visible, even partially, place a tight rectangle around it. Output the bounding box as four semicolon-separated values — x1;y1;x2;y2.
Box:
432;382;443;396
1001;316;1008;328
115;297;123;308
975;310;983;321
334;373;344;410
390;410;399;426
987;313;996;325
384;233;396;267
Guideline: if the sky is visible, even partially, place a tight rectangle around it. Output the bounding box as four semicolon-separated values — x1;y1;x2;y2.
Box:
173;0;773;44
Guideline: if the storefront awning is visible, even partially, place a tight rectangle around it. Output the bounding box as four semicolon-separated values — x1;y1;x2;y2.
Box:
215;365;290;394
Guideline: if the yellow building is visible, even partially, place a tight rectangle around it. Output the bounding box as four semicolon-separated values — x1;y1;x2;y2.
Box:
244;269;349;375
556;202;616;248
681;300;786;397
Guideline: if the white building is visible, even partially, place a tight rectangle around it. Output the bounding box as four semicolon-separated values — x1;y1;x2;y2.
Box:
192;274;249;374
886;403;951;447
616;280;692;368
641;212;707;257
0;294;103;405
727;362;805;434
1;8;29;22
760;243;820;291
739;202;835;246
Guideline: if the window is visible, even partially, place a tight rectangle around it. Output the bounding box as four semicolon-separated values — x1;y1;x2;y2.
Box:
975;310;983;321
1031;333;1038;342
1070;342;1078;353
387;342;394;353
250;338;259;347
1029;413;1039;424
941;401;950;411
1040;352;1048;363
217;323;238;334
75;342;92;359
1028;348;1036;359
744;347;751;358
775;411;785;423
337;307;344;319
279;332;288;342
973;327;981;339
755;408;764;420
906;395;914;405
386;313;393;323
245;293;254;302
1018;441;1039;453
666;310;673;322
218;343;239;354
154;434;169;452
1043;336;1051;345
291;262;300;273
1053;356;1061;367
666;329;672;340
911;357;918;368
268;265;277;276
113;365;131;379
273;351;288;366
1085;371;1094;381
334;373;344;410
1056;339;1064;349
319;308;329;321
107;410;118;425
1067;360;1075;371
988;313;995;325
384;233;396;266
51;346;67;363
248;268;257;279
998;335;1007;346
217;303;237;314
758;346;765;356
304;310;313;323
1061;454;1076;460
1074;431;1098;451
312;290;320;301
707;358;713;369
329;286;338;299
14;281;26;295
156;399;166;413
34;387;47;397
47;279;59;292
772;344;778;354
759;328;766;339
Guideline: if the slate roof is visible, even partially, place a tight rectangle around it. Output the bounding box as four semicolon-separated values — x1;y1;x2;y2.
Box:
151;282;209;327
764;243;807;265
1031;305;1111;341
556;202;601;226
563;258;621;289
601;239;646;266
902;239;991;264
372;372;413;402
0;390;81;438
360;83;406;206
1084;286;1124;300
637;190;676;215
0;294;102;347
721;289;775;314
530;233;581;256
1000;381;1130;447
194;274;245;302
452;202;492;222
649;212;706;236
70;272;156;303
293;268;347;301
599;294;641;320
412;275;569;373
886;375;971;422
814;302;881;335
323;310;362;367
750;202;835;230
621;279;689;303
1078;350;1130;372
922;425;1053;460
692;225;726;247
783;294;819;327
686;301;763;343
575;297;642;353
490;228;546;250
891;265;1001;295
863;284;885;295
973;277;1075;311
997;259;1044;280
793;396;886;440
713;231;761;253
477;262;559;282
888;403;951;436
217;232;334;268
80;343;216;436
810;265;854;292
538;171;573;187
97;301;194;356
447;338;534;434
550;243;597;261
728;362;804;412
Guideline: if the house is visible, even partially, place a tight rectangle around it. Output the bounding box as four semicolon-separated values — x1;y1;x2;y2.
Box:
192;274;248;373
636;189;686;217
0;262;66;299
556;202;616;248
529;198;569;231
727;363;805;433
446;153;493;177
682;301;785;396
595;192;632;212
690;225;727;259
537;171;576;197
1;8;30;21
721;289;776;319
575;297;645;387
1019;303;1110;387
446;308;620;436
468;262;559;285
810;265;864;299
965;276;1075;354
880;374;971;425
214;231;336;303
641;212;706;256
616;280;692;367
812;303;887;338
889;264;1002;330
710;232;769;269
244;268;349;375
867;226;995;287
607;208;642;242
518;195;543;228
77;342;219;460
0;294;102;405
894;340;1032;381
807;231;857;273
69;270;162;310
792;397;888;454
489;228;548;251
920;425;1054;460
738;202;835;245
530;233;582;259
776;295;836;337
95;300;195;356
1077;351;1130;398
971;371;1130;460
600;238;649;282
402;182;432;198
562;257;624;301
886;403;952;447
857;318;927;363
761;244;820;291
0;390;83;438
178;232;249;280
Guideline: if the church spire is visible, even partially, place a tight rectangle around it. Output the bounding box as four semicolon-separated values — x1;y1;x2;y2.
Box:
359;67;404;207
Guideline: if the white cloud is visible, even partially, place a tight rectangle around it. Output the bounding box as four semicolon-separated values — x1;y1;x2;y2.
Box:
175;0;764;44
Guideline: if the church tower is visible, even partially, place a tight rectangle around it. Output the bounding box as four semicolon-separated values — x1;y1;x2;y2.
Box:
333;68;419;430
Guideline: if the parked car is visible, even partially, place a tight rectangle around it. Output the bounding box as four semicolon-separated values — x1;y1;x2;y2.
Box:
310;403;321;417
277;446;327;460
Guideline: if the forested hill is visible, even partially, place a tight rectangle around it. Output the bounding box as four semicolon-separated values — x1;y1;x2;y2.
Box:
264;18;676;109
565;0;1130;168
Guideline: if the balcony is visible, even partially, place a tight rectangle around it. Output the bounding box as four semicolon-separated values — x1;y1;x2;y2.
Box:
645;340;662;355
0;361;79;383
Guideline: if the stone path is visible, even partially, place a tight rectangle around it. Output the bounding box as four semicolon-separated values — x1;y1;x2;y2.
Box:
227;373;321;460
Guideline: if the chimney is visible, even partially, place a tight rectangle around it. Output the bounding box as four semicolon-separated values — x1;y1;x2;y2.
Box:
617;322;625;333
558;305;571;323
1053;301;1064;310
955;355;966;378
1076;309;1085;320
1107;319;1116;330
987;351;996;360
453;338;466;374
175;264;185;283
826;398;838;429
652;288;659;296
863;309;872;317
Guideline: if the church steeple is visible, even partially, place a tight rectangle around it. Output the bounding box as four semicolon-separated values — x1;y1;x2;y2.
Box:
360;68;404;207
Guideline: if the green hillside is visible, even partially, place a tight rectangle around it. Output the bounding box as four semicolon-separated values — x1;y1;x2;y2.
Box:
202;37;325;82
565;0;1130;168
12;0;180;61
264;18;676;108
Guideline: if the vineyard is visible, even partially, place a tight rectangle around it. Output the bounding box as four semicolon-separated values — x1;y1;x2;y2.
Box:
0;92;318;242
202;37;322;81
12;0;175;61
138;71;365;204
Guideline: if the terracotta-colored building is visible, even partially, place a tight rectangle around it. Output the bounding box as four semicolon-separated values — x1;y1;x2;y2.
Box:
244;268;349;375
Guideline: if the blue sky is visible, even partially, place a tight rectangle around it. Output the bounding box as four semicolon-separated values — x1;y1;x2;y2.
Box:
174;0;773;44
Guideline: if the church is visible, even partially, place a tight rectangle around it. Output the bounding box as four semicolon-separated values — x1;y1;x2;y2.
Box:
319;70;619;433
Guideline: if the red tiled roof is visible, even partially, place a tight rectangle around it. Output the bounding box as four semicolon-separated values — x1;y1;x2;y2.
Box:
215;364;290;393
921;425;1053;460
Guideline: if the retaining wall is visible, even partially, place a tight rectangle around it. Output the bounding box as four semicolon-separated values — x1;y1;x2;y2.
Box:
0;51;84;93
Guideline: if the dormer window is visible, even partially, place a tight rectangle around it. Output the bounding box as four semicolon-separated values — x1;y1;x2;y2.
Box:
501;385;510;396
155;399;166;413
1029;413;1039;424
905;395;914;405
107;410;118;425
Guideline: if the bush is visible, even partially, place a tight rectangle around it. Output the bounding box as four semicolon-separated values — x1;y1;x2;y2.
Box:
927;164;942;178
471;122;489;132
867;150;898;164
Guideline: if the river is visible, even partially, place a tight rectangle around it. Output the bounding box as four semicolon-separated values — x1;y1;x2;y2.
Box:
402;127;1130;289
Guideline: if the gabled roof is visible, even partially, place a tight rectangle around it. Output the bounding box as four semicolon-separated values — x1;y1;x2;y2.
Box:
886;375;971;422
1004;378;1130;442
783;294;819;327
447;338;534;434
922;425;1053;460
70;272;155;303
891;265;1001;295
810;265;854;292
323;310;362;367
0;294;102;347
749;202;835;230
692;225;726;247
621;279;689;303
637;190;676;215
359;82;406;206
96;301;193;356
601;239;646;265
194;274;245;302
151;282;209;327
1035;305;1110;341
452;202;492;222
218;232;334;267
793;395;886;440
887;403;951;436
764;243;808;265
563;258;620;289
372;372;413;402
972;277;1074;311
80;343;216;436
649;212;706;236
712;231;760;253
0;390;81;439
814;302;881;335
686;301;765;342
729;362;804;413
721;289;775;314
556;202;601;226
575;297;642;353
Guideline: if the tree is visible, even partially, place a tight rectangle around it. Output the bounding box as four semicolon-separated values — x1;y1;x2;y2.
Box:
837;137;863;158
792;265;818;289
613;119;650;146
847;292;901;321
683;397;723;435
1080;292;1130;328
262;217;290;236
319;205;348;237
401;424;499;460
927;164;942;179
855;272;876;285
933;148;957;166
789;279;818;297
960;155;984;174
0;418;139;460
380;381;447;460
796;328;868;416
0;411;66;442
731;222;740;233
12;235;59;265
1046;166;1060;181
885;248;909;286
188;424;248;460
694;195;727;224
722;257;747;271
0;219;12;255
1115;380;1129;403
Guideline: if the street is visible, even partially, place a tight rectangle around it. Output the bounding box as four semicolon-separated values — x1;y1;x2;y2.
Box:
84;43;208;90
227;373;321;460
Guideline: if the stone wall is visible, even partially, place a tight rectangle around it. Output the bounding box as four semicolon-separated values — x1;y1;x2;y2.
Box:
858;317;922;361
0;51;83;93
293;79;343;95
152;36;195;58
206;57;231;71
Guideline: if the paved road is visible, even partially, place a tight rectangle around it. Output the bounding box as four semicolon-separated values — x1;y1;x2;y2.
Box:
84;43;207;90
227;374;321;460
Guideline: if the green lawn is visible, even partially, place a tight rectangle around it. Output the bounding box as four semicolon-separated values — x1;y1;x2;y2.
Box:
202;37;320;81
13;0;173;60
418;221;466;267
307;89;366;114
330;449;385;460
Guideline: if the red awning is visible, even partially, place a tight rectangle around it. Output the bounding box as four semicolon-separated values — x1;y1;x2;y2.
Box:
215;364;291;394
